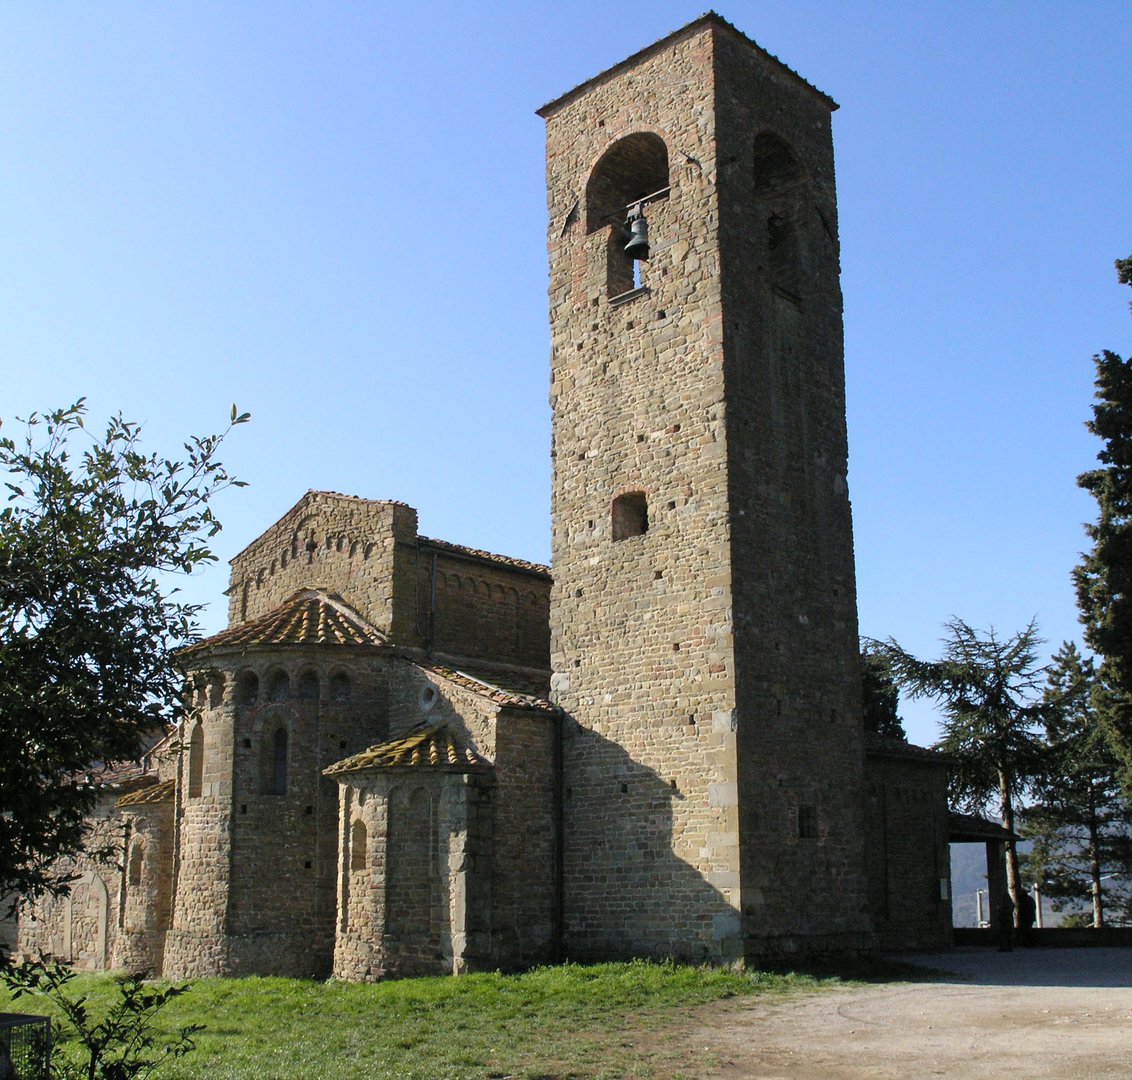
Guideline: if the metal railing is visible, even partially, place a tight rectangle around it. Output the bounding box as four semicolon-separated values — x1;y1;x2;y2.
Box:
0;1013;52;1080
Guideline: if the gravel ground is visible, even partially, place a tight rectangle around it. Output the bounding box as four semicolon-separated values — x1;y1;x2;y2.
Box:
683;948;1132;1078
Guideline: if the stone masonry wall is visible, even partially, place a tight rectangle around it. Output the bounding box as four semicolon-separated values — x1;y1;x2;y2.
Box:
114;799;175;974
489;711;557;969
228;492;419;642
165;647;391;978
865;746;952;951
422;549;551;672
333;781;390;981
543;21;744;962
385;666;500;757
712;26;874;956
332;770;495;981
18;794;124;970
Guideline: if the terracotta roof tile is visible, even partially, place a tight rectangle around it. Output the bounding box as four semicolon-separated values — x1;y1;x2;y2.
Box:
117;779;176;808
306;489;412;509
442;663;551;700
325;724;490;777
87;761;159;791
415;662;559;714
181;590;386;657
418;536;550;577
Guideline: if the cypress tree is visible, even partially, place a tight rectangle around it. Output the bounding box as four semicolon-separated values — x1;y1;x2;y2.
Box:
1075;257;1132;786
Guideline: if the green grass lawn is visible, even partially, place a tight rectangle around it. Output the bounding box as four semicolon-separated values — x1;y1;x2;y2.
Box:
1;960;848;1079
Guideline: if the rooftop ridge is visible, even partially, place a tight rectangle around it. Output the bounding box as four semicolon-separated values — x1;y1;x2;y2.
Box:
229;490;414;563
418;535;551;577
181;589;387;657
411;659;560;714
325;722;491;777
117;778;177;808
536;12;837;119
864;732;950;763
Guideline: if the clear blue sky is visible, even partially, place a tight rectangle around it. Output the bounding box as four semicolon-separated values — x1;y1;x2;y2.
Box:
3;2;1129;746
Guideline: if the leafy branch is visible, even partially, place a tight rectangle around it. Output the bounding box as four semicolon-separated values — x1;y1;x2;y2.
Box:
2;957;202;1080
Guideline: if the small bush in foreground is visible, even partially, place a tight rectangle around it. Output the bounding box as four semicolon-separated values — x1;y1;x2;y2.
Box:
2;958;201;1079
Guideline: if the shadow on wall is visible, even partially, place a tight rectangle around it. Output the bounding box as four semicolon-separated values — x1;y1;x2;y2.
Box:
0;895;20;957
561;723;740;964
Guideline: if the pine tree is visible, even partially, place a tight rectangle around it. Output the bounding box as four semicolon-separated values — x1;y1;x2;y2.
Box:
861;646;906;740
1022;643;1132;927
871;619;1047;908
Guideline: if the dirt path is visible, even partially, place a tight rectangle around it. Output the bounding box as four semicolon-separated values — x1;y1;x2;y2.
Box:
679;948;1132;1078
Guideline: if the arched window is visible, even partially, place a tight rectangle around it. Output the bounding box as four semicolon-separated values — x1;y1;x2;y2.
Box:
752;132;807;296
187;722;204;799
236;670;259;708
329;673;351;704
297;670;319;701
267;670;290;703
128;841;145;887
271;727;288;796
350;819;367;872
585;133;669;297
612;491;649;541
586;133;669;232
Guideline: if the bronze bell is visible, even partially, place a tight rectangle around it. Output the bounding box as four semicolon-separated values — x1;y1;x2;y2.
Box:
623;202;650;260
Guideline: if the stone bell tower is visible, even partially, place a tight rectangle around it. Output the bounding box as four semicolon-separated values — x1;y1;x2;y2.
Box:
539;14;873;962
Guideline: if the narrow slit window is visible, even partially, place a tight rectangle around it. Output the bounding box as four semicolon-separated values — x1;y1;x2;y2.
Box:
128;842;145;887
187;722;204;798
272;727;289;796
350;819;367;872
612;491;648;541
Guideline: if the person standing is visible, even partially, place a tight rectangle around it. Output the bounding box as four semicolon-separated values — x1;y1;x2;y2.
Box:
1017;888;1038;946
997;893;1015;952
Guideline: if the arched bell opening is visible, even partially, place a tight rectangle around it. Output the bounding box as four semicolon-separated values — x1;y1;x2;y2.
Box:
752;132;809;298
586;133;669;297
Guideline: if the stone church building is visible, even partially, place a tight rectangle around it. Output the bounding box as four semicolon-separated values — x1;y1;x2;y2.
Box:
16;15;955;979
